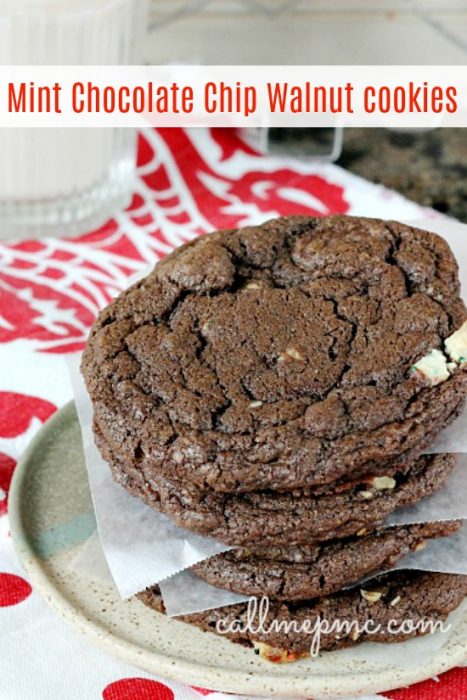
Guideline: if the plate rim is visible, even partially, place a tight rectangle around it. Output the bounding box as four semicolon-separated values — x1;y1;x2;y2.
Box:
8;401;467;698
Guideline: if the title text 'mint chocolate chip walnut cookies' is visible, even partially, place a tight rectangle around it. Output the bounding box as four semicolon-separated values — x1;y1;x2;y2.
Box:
81;215;467;660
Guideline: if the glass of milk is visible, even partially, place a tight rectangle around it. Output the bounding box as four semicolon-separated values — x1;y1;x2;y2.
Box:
0;0;148;238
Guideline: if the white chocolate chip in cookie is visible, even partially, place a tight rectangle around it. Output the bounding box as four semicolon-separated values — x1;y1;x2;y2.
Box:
445;321;467;366
411;348;450;386
410;322;467;386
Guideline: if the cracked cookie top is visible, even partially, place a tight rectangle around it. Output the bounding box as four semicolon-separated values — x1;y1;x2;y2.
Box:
82;216;467;494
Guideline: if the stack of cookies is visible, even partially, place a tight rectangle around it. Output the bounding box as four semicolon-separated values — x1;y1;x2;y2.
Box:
82;215;467;660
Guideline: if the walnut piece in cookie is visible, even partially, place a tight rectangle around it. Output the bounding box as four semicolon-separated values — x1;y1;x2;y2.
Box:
253;642;309;663
371;476;396;490
360;589;383;603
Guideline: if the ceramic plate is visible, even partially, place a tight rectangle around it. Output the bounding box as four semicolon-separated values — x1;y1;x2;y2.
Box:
9;402;467;698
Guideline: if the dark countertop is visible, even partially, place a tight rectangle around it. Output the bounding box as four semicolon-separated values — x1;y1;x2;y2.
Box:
340;129;467;223
272;128;467;222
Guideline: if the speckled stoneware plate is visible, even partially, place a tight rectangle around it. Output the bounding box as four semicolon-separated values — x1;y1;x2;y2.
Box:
9;402;467;698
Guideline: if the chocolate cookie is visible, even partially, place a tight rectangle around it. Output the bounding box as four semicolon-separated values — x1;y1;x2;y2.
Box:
192;521;462;600
97;423;456;545
138;570;467;660
82;216;467;496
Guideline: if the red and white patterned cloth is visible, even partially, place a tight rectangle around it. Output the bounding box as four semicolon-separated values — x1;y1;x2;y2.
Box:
0;128;465;699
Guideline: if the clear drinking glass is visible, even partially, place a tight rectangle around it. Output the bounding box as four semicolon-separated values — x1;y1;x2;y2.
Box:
0;0;148;238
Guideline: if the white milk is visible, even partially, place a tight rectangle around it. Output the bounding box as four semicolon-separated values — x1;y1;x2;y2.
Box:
0;0;147;237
